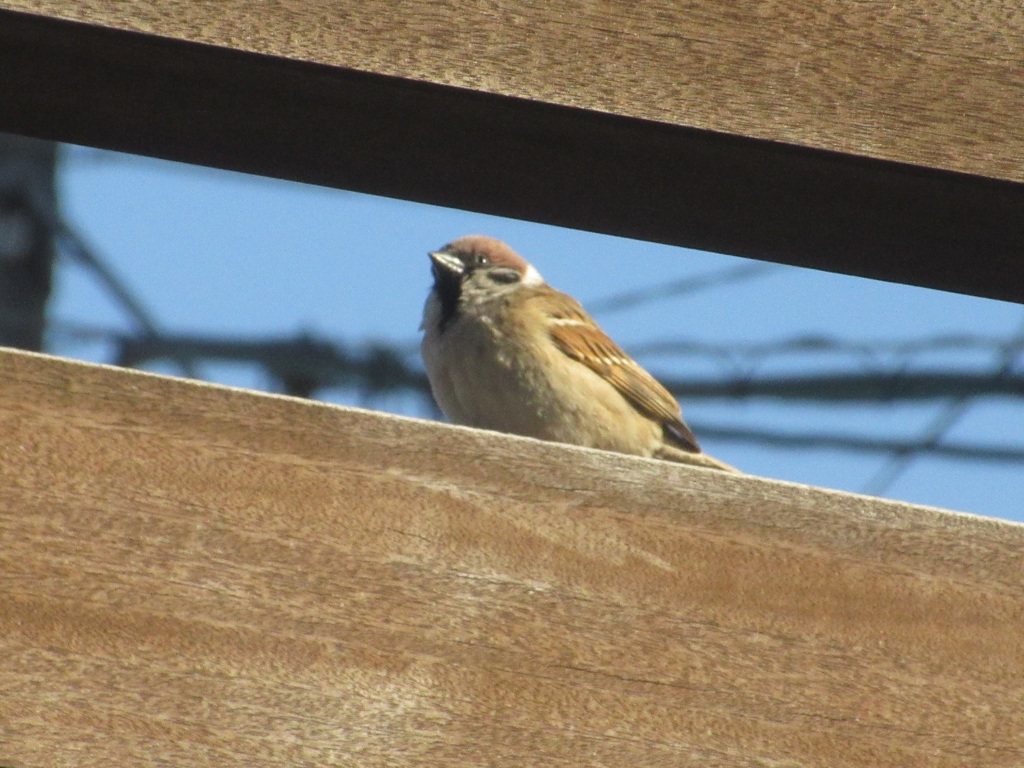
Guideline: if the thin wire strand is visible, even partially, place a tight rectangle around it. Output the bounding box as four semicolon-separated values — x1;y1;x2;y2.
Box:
863;311;1024;495
586;262;777;314
55;219;200;379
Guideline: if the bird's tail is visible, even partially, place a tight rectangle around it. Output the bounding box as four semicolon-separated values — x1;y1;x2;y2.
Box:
655;445;740;473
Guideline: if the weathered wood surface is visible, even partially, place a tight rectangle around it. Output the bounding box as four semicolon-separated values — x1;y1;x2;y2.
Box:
5;0;1022;181
1;2;1022;303
1;348;1022;766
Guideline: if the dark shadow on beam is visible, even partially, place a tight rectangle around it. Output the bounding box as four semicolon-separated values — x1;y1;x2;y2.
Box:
1;10;1021;303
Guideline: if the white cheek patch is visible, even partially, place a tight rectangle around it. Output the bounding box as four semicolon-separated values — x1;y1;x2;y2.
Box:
521;264;545;286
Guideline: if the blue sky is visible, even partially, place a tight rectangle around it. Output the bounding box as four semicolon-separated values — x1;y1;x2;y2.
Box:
51;147;1024;522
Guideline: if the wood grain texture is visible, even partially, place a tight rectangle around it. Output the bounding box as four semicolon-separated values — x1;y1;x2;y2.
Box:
1;348;1023;767
0;3;1022;305
4;0;1022;181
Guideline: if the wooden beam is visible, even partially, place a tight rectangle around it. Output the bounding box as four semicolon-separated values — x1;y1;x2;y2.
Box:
2;347;1023;765
0;3;1021;303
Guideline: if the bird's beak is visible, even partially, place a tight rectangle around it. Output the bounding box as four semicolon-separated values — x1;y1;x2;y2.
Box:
429;250;466;277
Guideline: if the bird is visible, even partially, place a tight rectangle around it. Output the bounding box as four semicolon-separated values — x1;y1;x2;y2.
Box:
420;235;737;472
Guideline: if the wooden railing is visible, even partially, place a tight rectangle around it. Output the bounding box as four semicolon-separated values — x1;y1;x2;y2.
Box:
2;349;1022;765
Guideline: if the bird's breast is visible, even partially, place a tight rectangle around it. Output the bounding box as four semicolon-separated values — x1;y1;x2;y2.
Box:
422;310;662;456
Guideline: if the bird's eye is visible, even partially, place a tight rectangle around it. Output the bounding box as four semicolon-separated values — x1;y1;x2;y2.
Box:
487;268;521;284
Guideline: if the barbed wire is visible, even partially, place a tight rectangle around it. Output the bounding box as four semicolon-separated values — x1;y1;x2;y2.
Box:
694;423;1024;464
50;320;1024;402
863;312;1024;493
47;319;1024;462
55;219;200;378
630;333;1024;362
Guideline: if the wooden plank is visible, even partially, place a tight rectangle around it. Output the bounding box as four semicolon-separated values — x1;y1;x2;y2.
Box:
0;3;1022;304
4;0;1022;182
2;347;1023;766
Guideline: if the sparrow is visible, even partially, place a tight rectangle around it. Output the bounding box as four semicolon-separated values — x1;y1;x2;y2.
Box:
420;235;737;472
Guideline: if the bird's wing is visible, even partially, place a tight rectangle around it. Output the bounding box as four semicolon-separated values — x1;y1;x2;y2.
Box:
543;294;702;453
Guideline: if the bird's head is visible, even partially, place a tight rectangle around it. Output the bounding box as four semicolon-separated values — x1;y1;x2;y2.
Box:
427;235;545;326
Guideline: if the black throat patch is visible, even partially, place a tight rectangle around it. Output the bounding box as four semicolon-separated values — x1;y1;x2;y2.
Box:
433;264;464;332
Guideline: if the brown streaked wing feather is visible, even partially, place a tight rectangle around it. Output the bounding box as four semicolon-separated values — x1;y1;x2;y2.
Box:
542;293;702;453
